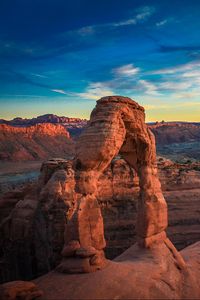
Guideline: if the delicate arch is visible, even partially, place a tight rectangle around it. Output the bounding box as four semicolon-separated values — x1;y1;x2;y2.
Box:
75;96;167;240
57;96;170;273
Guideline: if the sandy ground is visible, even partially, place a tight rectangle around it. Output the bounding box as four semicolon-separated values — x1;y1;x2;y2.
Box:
0;161;42;175
0;161;42;192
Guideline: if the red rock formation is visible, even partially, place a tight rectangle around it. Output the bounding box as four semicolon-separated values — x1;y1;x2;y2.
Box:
1;158;200;283
34;242;200;300
149;122;200;144
0;123;74;160
58;96;183;273
0;280;43;300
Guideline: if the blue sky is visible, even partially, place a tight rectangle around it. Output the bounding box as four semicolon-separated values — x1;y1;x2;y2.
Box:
1;0;200;121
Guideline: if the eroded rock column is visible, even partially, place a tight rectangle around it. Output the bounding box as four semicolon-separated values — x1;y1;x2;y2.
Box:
57;169;108;273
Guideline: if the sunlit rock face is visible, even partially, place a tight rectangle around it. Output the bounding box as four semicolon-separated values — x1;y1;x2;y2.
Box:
57;95;171;273
0;123;74;161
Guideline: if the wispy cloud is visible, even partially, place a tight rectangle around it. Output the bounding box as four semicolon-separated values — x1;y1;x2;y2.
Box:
77;26;95;36
181;70;200;78
149;61;200;75
156;17;176;27
31;73;48;78
138;80;160;95
160;81;192;91
113;6;155;27
113;64;140;77
156;19;168;27
66;59;200;101
73;5;155;37
146;60;200;93
51;89;68;95
75;82;114;100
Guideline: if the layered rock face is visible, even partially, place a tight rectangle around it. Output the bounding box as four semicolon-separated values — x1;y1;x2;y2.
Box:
101;158;200;257
0;123;74;160
150;122;200;144
57;96;173;273
0;159;75;283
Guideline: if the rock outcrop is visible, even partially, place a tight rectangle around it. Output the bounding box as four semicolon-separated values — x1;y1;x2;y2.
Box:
32;243;200;300
57;96;181;273
150;122;200;144
0;280;43;300
0;159;75;282
34;241;200;300
0;123;74;160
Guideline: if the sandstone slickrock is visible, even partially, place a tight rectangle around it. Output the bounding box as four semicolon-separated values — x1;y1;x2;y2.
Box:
0;281;43;300
34;242;200;300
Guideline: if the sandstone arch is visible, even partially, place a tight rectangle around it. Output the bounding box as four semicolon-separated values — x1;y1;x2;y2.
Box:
57;96;184;273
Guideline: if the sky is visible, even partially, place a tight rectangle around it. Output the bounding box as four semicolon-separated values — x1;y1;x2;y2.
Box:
1;0;200;121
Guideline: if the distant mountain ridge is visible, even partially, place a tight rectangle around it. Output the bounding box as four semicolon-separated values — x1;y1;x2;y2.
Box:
0;114;87;126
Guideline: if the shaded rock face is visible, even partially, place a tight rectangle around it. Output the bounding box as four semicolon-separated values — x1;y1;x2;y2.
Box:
101;159;200;258
0;159;75;283
0;123;74;161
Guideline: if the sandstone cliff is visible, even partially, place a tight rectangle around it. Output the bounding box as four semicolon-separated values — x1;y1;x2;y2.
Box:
150;122;200;144
0;123;74;160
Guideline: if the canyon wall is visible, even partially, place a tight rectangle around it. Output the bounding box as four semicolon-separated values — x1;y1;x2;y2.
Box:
0;123;74;160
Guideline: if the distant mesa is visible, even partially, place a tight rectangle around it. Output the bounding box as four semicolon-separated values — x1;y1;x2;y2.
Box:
0;123;74;161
